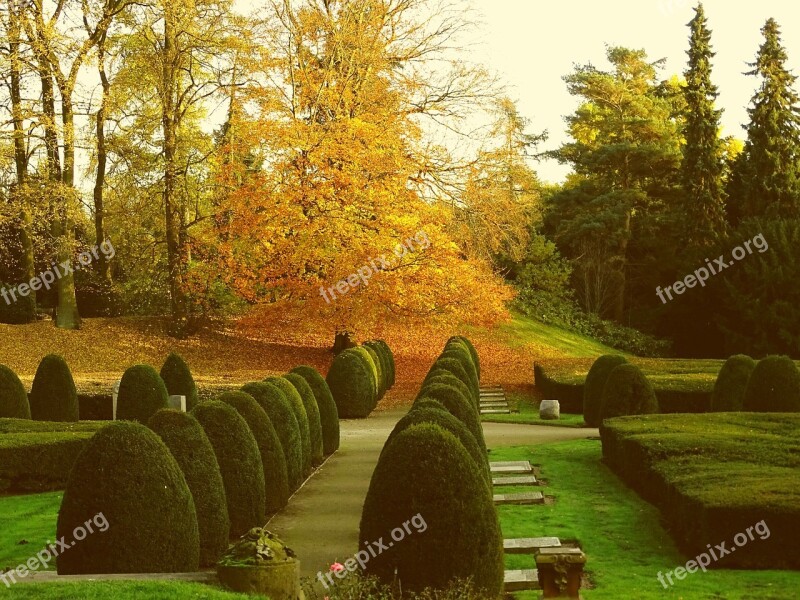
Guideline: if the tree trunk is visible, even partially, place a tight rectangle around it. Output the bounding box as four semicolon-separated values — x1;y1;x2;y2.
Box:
332;331;355;353
93;36;112;285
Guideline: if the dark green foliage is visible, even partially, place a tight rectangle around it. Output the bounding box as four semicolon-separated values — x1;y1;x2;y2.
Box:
264;376;311;475
711;355;757;412
290;365;339;455
429;358;477;400
326;349;376;418
584;355;629;427
29;354;79;422
116;364;169;424
439;346;478;391
56;421;199;574
148;409;229;567
0;289;35;325
743;355;800;412
283;373;323;466
192;401;266;537
360;424;503;595
423;372;476;411
374;340;395;387
447;336;480;380
599;364;658;424
242;382;303;491
0;364;30;419
218;392;290;515
364;341;391;394
160;352;200;411
363;345;385;397
351;347;379;405
415;383;485;452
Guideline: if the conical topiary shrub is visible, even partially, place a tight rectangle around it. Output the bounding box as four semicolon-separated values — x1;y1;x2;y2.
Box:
192;401;266;538
599;364;658;425
584;355;629;427
743;355;800;413
0;364;31;419
440;344;478;391
264;376;311;476
218;391;290;515
416;382;485;452
326;349;375;418
148;409;229;567
290;366;339;455
242;382;304;492
29;354;79;422
283;373;323;467
711;355;757;412
56;421;199;574
429;357;477;401
116;364;169;423
449;336;479;380
423;371;476;411
160;352;200;411
359;423;503;596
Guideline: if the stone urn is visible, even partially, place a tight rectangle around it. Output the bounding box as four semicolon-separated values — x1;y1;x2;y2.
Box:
217;527;302;599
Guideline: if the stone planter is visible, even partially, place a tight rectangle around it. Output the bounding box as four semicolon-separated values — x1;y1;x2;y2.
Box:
539;399;560;420
217;560;302;599
535;547;586;598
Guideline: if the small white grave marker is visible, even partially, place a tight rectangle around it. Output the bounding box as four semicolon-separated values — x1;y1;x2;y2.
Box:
168;395;187;412
112;379;121;420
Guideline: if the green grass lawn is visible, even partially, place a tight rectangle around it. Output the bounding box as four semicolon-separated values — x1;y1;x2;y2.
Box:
480;388;587;428
492;440;800;600
0;581;262;598
0;491;61;571
498;311;620;357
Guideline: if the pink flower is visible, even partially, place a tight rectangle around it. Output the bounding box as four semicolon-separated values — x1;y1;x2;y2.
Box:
330;562;345;573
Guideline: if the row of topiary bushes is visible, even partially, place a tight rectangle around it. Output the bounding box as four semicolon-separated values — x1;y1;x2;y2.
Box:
326;340;395;418
359;336;504;597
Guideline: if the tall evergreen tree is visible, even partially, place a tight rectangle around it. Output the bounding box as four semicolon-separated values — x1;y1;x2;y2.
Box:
728;18;800;221
681;3;726;248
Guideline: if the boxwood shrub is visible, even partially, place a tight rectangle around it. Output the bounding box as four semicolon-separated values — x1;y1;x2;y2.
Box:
0;364;30;419
359;423;503;596
290;366;339;455
711;355;756;412
423;372;477;411
29;354;79;422
56;421;200;574
148;409;230;567
449;336;479;379
374;340;396;387
351;347;379;406
441;343;478;388
326;349;376;418
264;376;311;475
364;341;390;394
583;355;629;427
284;373;323;467
160;352;200;411
242;381;304;492
416;383;485;452
363;344;386;398
599;364;658;425
192;400;266;537
116;364;169;423
428;358;477;401
743;355;800;412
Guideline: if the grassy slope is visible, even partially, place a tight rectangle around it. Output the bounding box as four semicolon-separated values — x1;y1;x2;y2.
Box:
493;441;800;600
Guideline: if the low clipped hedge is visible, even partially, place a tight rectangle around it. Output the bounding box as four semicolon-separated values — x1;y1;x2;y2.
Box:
534;362;584;413
599;364;658;425
423;371;477;411
360;423;503;595
440;344;479;391
148;409;230;567
116;364;169;423
160;352;200;411
450;336;479;380
192;400;266;538
56;421;200;574
429;358;477;401
711;355;756;412
743;355;800;413
416;383;485;452
29;354;79;422
284;373;323;467
583;355;628;427
242;382;304;492
601;413;800;569
290;366;339;455
219;391;290;514
0;364;31;419
327;349;376;418
265;376;311;476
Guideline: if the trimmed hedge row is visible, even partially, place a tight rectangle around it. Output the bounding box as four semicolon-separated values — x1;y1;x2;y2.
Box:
327;340;395;418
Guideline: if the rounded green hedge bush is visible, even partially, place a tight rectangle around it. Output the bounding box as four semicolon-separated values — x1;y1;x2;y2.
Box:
711;355;757;412
351;347;379;405
449;336;479;380
160;352;199;411
416;383;485;452
283;373;323;467
743;356;800;412
242;382;304;492
326;349;376;418
0;364;30;419
116;364;169;423
148;409;229;567
359;423;503;595
364;341;390;394
363;345;386;398
439;347;479;392
290;366;339;455
29;354;78;422
218;391;290;515
599;364;658;424
426;359;478;403
423;372;476;411
56;421;199;574
584;355;629;427
192;400;266;537
375;339;395;388
264;376;311;475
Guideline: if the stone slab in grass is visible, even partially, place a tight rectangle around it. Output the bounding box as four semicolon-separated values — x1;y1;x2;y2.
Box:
481;408;510;415
493;491;544;505
490;461;533;474
504;569;540;592
492;475;537;486
504;537;561;553
14;571;218;584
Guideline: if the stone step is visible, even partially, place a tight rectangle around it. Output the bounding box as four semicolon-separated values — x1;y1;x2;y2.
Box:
494;491;545;505
492;475;537;486
504;569;540;592
480;409;510;415
504;537;561;554
490;461;533;474
480;401;508;408
480;392;506;398
480;386;504;391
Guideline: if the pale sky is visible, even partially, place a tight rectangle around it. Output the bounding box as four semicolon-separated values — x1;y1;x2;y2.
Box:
470;0;800;183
